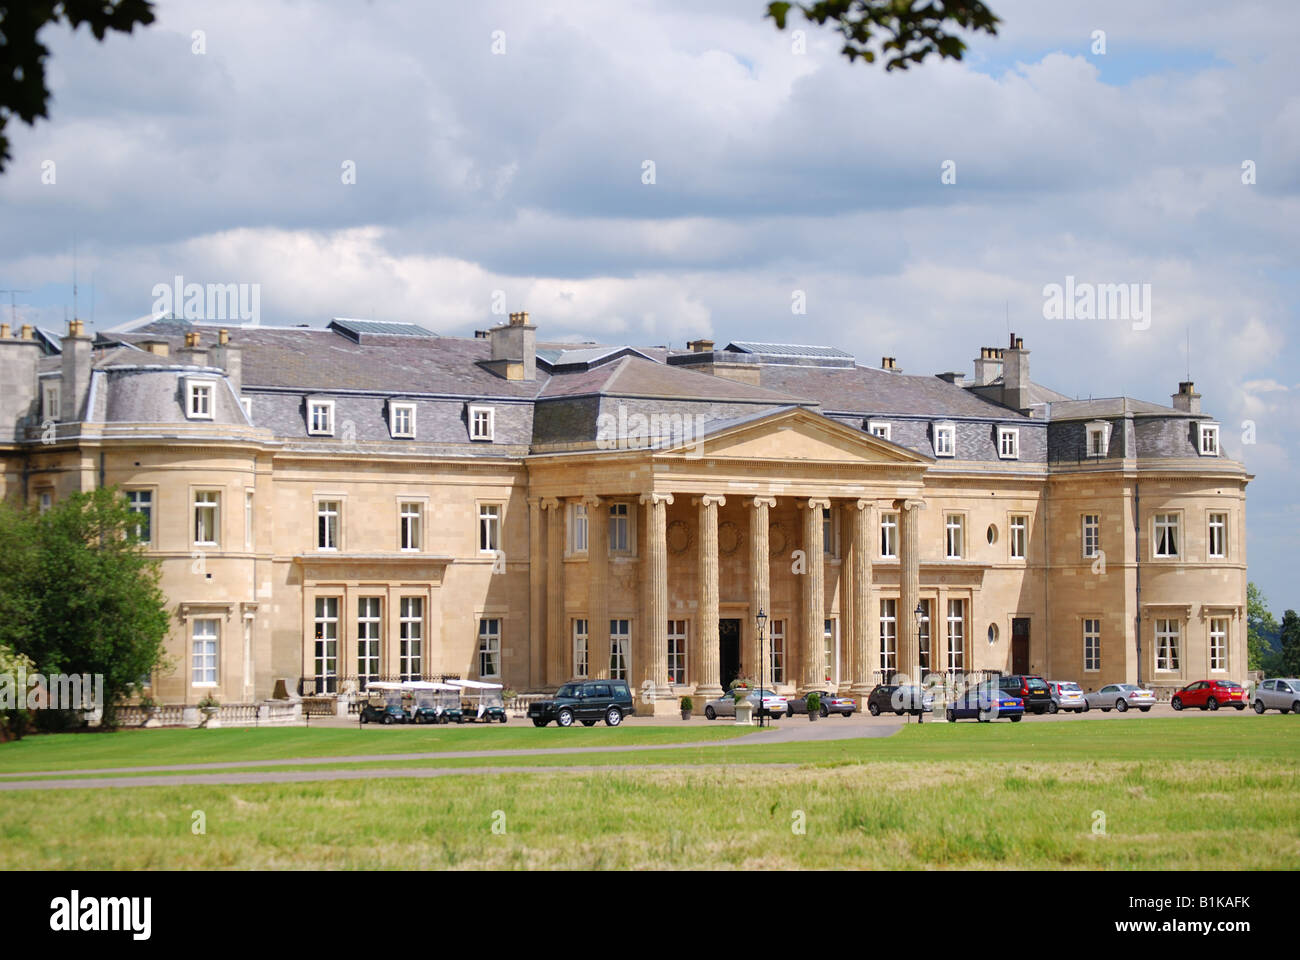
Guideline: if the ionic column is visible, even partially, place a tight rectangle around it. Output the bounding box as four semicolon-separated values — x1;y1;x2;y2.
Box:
896;497;926;684
528;497;544;690
585;495;608;679
639;492;674;703
800;498;830;691
748;496;776;682
543;497;565;686
849;499;875;698
695;495;726;699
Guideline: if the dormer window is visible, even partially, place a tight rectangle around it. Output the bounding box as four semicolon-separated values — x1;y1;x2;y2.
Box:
1085;421;1111;458
390;402;416;439
1198;422;1220;456
42;381;61;422
187;378;216;420
997;426;1019;459
240;397;253;422
307;399;335;436
933;422;955;457
469;405;494;441
867;421;891;441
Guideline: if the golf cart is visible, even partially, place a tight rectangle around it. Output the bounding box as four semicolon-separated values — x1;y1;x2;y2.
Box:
448;679;508;723
359;681;408;725
402;681;463;724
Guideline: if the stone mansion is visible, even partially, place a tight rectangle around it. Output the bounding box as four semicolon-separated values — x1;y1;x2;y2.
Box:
0;312;1250;712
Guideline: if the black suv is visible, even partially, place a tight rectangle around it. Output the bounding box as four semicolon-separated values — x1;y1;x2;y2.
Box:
997;675;1052;714
528;680;635;727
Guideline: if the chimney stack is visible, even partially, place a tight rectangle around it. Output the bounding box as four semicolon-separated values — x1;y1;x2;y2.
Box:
1002;333;1031;413
139;339;170;357
178;330;208;366
59;318;93;422
973;346;1004;386
0;319;42;441
485;311;537;381
687;338;715;353
210;328;242;393
1171;381;1201;414
881;356;901;372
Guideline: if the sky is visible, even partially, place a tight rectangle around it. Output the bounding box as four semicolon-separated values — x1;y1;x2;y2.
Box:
1;0;1296;610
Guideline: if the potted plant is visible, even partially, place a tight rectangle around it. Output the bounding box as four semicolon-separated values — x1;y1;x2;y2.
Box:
680;696;693;720
805;691;821;721
197;694;221;728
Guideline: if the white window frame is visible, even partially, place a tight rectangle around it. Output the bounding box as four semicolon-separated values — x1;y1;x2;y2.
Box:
880;512;898;559
608;502;633;555
667;619;687;685
569;502;588;554
1209;618;1228;673
822;507;838;558
37;490;53;514
572;619;589;678
867;421;891;441
823;618;838;684
1207;512;1227;559
239;396;253;421
1082;514;1100;559
1083;618;1101;672
244;489;254;551
1009;515;1028;560
42;381;61;422
478;503;501;554
307;399;335;436
933;422;956;458
357;597;382;683
918;599;931;673
879;599;897;674
313;597;339;688
1153;513;1180;559
126;489;153;545
193;490;220;547
997;426;1020;459
1198;422;1220;456
770;619;785;684
478;617;502;679
609;619;630;680
1154;618;1180;672
1085;420;1111;458
469;405;495;441
946;599;965;672
187;378;216;420
389;402;416;439
945;513;965;560
400;501;423;552
316;499;341;551
399;596;424;680
191;618;219;687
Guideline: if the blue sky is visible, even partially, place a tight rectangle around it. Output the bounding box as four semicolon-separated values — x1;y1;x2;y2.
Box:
1;0;1297;611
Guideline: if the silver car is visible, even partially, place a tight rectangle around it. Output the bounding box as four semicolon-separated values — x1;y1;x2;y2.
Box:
1253;678;1300;714
1083;683;1156;713
703;688;787;720
1047;680;1086;713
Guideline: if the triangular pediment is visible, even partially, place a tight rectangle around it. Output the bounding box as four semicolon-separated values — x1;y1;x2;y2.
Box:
657;406;930;465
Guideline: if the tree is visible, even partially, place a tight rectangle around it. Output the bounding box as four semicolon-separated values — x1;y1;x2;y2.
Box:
0;487;169;728
766;0;1000;71
0;641;33;741
1282;610;1300;678
0;1;156;172
1246;581;1281;672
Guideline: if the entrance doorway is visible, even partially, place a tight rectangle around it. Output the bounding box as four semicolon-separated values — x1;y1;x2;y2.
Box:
719;619;741;690
1012;618;1030;674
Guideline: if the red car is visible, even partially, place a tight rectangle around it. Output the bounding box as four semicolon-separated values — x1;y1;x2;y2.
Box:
1170;679;1246;711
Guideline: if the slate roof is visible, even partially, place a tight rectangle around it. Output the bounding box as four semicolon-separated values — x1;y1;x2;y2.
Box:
725;341;855;360
539;354;812;404
759;363;1028;420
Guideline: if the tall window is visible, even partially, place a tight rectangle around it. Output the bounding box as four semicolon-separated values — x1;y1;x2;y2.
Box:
478;618;501;678
313;597;339;693
933;423;955;457
667;620;687;684
570;503;588;553
400;502;422;552
1198;423;1219;456
879;600;897;674
42;381;61;422
191;619;219;685
609;619;630;680
1209;618;1228;672
357;598;381;686
822;508;836;556
945;514;964;560
823;619;837;683
1154;514;1180;558
946;599;965;672
469;405;494;441
1155;618;1180;671
38;491;52;514
770;619;785;683
399;597;423;680
1010;515;1028;559
194;491;219;546
1082;514;1100;558
126;490;152;543
317;500;340;550
1207;513;1227;559
244;490;254;550
389;402;416;438
998;427;1019;459
918;599;931;672
479;504;501;554
1086;422;1110;457
572;619;589;678
187;380;214;419
307;400;334;435
608;503;630;553
1083;618;1101;672
880;512;898;558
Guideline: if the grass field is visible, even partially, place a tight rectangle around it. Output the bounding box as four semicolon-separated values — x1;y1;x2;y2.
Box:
1;718;1296;869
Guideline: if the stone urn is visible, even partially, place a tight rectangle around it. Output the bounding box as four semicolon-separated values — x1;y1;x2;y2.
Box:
199;704;221;729
734;700;754;725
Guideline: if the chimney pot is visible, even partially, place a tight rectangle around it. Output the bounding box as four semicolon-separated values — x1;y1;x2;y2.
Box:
20;324;33;340
69;318;84;337
185;332;201;348
218;328;230;345
0;323;9;339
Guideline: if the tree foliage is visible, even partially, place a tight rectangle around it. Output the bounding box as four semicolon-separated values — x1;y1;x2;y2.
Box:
0;0;156;171
1282;610;1300;678
1246;581;1282;673
0;487;169;728
766;0;999;70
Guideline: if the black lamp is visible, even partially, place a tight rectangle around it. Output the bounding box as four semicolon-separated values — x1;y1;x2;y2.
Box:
756;607;768;727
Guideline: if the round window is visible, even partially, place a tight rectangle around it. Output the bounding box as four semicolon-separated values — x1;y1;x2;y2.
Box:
986;524;998;545
987;623;999;645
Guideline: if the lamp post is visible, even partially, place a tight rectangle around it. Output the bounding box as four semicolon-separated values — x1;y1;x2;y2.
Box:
756;607;768;728
913;601;925;723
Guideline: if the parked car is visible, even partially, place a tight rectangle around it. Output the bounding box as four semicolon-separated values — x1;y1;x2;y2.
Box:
1253;678;1300;714
527;679;635;727
1170;679;1246;711
789;689;855;717
704;688;787;720
997;675;1053;714
1083;683;1156;712
1046;680;1086;714
946;683;1023;722
865;684;932;716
